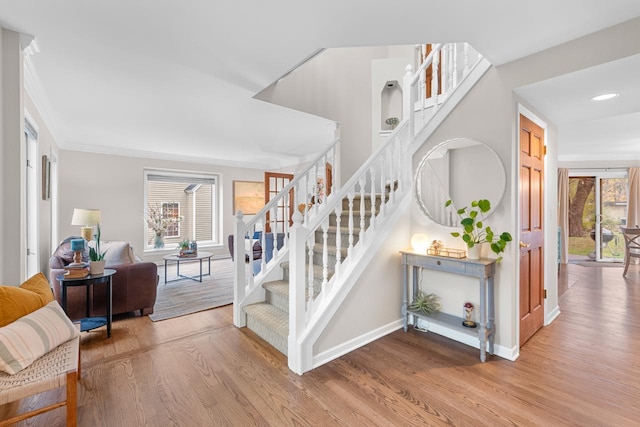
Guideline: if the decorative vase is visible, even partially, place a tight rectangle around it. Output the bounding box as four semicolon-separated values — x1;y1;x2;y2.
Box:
154;232;165;249
90;260;105;275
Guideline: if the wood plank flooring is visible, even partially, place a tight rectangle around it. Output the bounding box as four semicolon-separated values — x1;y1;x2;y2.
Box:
2;263;639;426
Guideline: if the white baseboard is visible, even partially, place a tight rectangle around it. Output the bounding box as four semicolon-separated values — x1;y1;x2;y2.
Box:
415;318;519;361
312;319;403;369
545;304;561;326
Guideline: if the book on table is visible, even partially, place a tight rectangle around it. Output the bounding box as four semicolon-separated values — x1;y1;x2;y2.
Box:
64;263;90;278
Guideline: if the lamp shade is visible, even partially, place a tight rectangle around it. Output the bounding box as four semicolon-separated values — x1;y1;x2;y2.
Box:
71;209;101;226
71;208;101;241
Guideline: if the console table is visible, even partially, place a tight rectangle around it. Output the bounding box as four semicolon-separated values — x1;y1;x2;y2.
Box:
400;251;496;362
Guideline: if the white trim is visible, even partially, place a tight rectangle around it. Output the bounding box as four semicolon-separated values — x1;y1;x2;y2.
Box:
312;320;404;370
414;318;518;361
23;56;59;142
545;304;561;326
143;168;221;250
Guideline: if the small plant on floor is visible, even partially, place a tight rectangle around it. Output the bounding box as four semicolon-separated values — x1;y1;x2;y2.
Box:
409;291;440;314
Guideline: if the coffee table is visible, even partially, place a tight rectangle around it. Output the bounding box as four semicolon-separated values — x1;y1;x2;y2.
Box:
163;252;213;284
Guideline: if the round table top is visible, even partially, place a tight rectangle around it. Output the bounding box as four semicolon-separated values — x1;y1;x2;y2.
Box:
162;251;214;261
57;268;117;283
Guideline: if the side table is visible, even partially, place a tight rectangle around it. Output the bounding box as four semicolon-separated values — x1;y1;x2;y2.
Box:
58;269;116;338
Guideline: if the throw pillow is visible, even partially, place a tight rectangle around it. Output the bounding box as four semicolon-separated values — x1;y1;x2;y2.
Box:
0;272;55;327
0;300;79;375
19;272;54;305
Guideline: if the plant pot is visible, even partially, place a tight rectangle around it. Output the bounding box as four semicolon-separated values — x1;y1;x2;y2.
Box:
90;260;105;275
467;244;482;260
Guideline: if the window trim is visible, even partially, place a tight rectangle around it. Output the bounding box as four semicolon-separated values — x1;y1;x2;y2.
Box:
143;169;220;250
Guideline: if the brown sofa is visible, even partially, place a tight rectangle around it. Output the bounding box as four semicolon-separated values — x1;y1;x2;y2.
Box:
49;237;158;320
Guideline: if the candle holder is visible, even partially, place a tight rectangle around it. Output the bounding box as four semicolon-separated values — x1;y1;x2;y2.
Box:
462;302;477;328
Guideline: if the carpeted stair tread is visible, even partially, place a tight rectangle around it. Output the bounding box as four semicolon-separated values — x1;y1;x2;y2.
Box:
243;302;289;355
263;280;290;313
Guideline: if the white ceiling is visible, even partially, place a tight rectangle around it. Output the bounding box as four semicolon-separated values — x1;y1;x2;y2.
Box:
2;0;640;168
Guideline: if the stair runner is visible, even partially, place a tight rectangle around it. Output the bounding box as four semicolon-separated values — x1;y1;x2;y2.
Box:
243;194;383;355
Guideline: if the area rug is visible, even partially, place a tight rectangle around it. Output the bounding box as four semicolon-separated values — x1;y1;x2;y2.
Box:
149;258;235;321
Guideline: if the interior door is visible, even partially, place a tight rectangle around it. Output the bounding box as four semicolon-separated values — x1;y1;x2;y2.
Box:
519;114;545;346
264;172;294;234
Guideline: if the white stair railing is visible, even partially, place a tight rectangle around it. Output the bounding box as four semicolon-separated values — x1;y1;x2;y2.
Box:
233;137;341;327
287;42;485;374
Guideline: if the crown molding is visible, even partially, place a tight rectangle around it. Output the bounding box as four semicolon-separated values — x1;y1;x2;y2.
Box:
57;141;306;171
23;55;60;142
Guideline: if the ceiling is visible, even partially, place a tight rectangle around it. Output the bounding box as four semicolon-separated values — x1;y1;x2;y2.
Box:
1;1;640;169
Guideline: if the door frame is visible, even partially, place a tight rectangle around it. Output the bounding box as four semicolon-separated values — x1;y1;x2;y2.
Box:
515;105;560;353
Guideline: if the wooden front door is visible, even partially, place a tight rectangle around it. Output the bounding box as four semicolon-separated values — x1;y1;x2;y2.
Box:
264;172;294;233
519;114;545;346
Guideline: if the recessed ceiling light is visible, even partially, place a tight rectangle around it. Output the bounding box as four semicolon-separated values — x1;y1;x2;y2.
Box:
591;93;619;101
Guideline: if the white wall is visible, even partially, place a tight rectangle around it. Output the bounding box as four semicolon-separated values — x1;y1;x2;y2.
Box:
314;207;410;356
256;45;413;183
57;150;264;265
0;28;25;285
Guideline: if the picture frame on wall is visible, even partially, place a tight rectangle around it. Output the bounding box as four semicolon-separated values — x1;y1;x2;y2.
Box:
41;155;51;201
233;180;264;215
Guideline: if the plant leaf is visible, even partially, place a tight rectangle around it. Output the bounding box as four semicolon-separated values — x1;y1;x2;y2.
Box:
445;200;452;207
478;199;491;212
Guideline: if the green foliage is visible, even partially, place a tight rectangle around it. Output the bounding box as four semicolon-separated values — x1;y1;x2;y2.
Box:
446;199;512;262
409;292;440;314
179;238;190;249
89;225;106;261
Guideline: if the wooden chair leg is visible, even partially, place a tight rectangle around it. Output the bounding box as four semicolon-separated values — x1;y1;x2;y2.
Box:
623;253;630;276
66;371;77;427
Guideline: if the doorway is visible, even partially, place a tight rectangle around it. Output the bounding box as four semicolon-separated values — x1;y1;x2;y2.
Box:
25;121;39;278
567;171;627;263
519;114;545;346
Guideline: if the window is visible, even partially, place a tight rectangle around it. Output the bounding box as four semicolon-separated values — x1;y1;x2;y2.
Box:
161;202;180;238
144;170;219;249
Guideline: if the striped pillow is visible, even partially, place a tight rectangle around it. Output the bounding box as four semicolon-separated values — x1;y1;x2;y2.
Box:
0;300;79;375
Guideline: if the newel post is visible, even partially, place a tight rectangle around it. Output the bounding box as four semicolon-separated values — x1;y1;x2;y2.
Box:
288;210;307;374
233;210;247;327
403;64;415;139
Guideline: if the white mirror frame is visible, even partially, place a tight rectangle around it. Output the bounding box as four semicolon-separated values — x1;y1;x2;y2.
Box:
414;138;506;227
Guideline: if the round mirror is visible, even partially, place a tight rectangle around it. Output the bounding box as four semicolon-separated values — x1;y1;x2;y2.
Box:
414;138;506;227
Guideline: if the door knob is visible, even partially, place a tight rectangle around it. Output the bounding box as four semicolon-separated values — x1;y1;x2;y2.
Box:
519;241;530;248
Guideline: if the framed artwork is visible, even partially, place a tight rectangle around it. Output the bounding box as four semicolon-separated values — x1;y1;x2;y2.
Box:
41;155;51;201
233;180;265;215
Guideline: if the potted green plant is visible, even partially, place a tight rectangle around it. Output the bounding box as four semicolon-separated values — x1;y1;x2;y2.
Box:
89;224;106;274
178;238;191;257
446;199;512;262
409;291;440;314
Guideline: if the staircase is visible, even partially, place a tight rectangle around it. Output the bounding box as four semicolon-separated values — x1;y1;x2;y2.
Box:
233;42;491;374
243;194;383;355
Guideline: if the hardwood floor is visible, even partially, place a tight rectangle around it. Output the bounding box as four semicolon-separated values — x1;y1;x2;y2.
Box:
2;263;639;426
